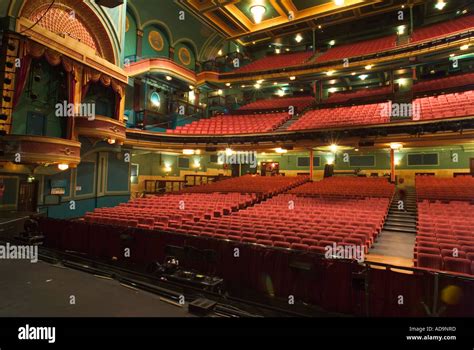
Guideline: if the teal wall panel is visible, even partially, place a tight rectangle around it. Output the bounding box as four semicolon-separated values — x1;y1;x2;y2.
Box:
107;153;130;192
0;177;19;206
76;162;95;196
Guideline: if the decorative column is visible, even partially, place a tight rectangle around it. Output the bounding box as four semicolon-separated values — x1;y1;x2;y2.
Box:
309;148;314;181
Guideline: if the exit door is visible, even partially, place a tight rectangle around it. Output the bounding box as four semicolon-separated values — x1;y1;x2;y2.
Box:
18;181;38;212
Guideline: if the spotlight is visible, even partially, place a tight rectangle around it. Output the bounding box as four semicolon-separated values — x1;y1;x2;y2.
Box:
58;163;69;171
295;34;303;43
329;144;338;152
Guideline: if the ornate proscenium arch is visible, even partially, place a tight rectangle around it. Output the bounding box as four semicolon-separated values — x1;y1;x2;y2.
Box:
19;0;116;63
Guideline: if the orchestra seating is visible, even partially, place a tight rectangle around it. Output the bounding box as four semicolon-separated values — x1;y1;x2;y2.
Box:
411;15;474;43
233;51;313;73
414;175;474;275
415;175;474;201
288;177;395;198
315;35;397;63
287;103;388;131
179;174;308;195
174;195;390;252
326;86;392;104
239;96;314;111
413;72;474;95
415;200;474;275
165;112;290;134
84;193;257;230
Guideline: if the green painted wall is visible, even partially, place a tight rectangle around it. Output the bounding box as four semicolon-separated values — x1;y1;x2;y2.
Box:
125;12;137;58
142;25;170;59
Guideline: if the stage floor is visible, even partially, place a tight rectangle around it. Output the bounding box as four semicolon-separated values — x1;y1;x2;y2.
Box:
0;259;193;317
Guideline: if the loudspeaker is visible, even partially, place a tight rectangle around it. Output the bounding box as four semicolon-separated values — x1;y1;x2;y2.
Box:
94;0;124;8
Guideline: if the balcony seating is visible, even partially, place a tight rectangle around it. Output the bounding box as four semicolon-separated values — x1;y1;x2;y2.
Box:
240;96;314;111
415;90;474;120
233;51;313;73
166;112;290;135
413;72;474;95
326;86;392;104
315;35;397;63
411;15;474;43
288;103;388;131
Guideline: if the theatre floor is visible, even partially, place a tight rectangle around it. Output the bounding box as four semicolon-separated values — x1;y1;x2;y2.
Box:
0;259;193;317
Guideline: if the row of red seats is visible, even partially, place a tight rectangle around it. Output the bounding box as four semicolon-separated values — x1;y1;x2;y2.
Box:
411;15;474;43
416;90;474;120
288;103;388;131
315;35;397;63
415;200;474;276
239;96;314;111
413;72;474;94
415;176;474;201
233;51;313;73
288;177;395;198
288;90;474;131
84;193;256;230
229;16;473;75
326;86;392;104
168;194;390;252
180;174;308;195
166;112;290;135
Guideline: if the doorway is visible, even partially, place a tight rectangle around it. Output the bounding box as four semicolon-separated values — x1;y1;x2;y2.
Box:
18;181;38;212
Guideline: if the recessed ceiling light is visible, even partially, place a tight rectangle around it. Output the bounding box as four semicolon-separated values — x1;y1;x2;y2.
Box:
365;64;373;70
225;83;231;87
166;76;172;81
359;74;368;80
334;0;345;6
295;34;303;43
460;44;469;51
329;40;335;46
289;76;296;80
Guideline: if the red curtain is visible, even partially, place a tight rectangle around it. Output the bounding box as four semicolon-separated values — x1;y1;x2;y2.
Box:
13;55;32;108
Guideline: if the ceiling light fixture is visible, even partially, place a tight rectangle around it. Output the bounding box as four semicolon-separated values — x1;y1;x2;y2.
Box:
295;34;303;43
435;0;446;10
250;3;266;24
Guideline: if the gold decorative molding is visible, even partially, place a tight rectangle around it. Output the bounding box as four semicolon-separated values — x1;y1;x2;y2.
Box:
17;17;128;84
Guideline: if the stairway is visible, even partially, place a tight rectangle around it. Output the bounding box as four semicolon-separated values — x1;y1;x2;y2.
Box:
369;187;417;260
383;187;417;233
275;112;303;131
